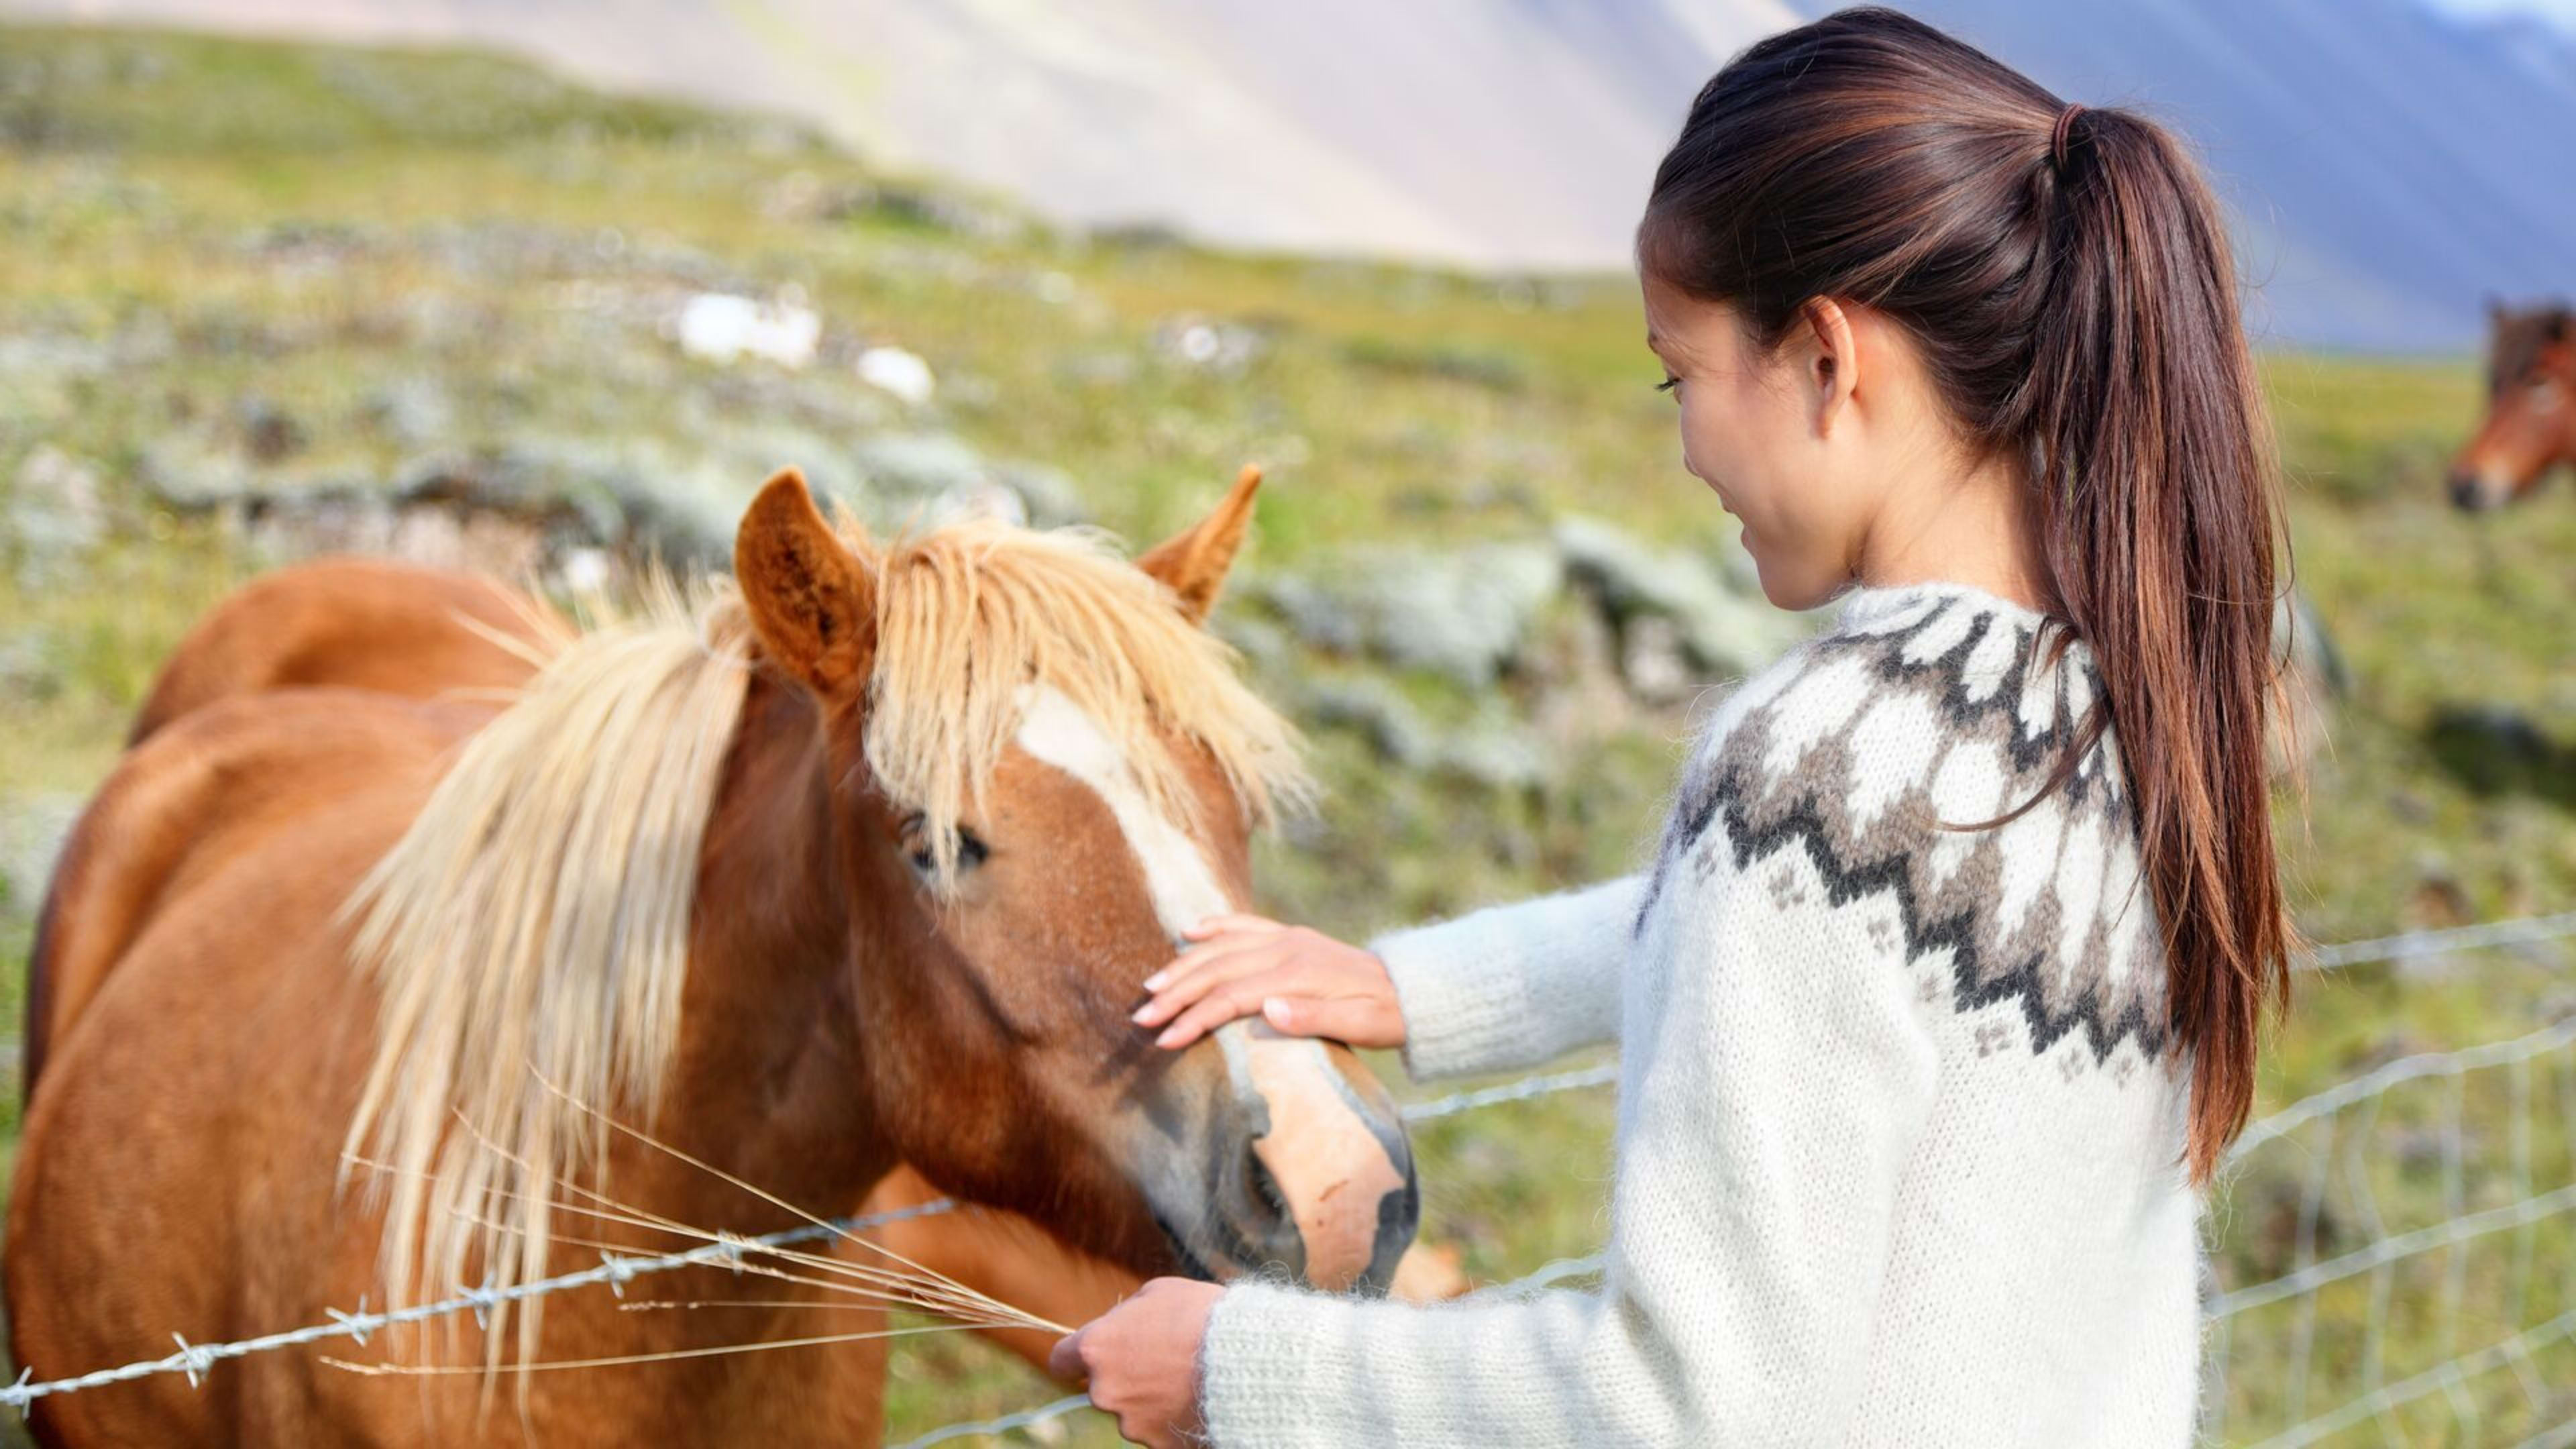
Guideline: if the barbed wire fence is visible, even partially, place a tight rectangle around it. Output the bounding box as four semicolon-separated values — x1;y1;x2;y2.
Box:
5;912;2573;1445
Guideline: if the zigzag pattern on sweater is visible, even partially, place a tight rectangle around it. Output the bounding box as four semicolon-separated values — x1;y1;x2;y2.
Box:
1635;588;2174;1069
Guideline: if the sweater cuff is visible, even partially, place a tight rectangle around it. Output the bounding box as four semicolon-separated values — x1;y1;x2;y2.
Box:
1197;1279;1364;1445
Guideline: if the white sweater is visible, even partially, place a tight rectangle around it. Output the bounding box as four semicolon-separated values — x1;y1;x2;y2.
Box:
1198;580;2206;1447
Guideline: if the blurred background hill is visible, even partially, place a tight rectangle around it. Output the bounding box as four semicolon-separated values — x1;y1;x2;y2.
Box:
7;0;2576;346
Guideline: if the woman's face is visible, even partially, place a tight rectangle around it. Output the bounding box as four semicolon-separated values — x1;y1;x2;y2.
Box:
1639;273;1881;610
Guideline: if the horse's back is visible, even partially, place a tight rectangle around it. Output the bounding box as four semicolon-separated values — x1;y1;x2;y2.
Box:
25;555;549;1097
129;556;557;743
22;687;498;1099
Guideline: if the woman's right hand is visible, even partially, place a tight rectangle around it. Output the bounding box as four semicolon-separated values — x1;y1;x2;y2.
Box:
1131;913;1407;1052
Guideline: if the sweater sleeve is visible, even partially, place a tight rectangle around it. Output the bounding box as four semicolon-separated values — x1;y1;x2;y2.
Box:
1366;873;1646;1082
1197;824;1942;1445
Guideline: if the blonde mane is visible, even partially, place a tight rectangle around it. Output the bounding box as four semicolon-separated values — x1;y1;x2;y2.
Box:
341;518;1309;1365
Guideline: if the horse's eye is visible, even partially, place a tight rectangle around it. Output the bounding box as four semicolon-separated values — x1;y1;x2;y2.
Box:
901;818;988;876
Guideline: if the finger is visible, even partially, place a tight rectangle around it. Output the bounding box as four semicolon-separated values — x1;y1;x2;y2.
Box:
1142;928;1282;994
1134;941;1297;1025
1262;994;1398;1049
1152;982;1279;1050
1046;1330;1087;1383
1178;912;1283;943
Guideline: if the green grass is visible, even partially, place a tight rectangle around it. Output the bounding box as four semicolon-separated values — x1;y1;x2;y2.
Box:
2;21;2573;1444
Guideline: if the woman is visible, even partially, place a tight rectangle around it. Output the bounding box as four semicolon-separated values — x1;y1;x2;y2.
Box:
1055;7;2294;1444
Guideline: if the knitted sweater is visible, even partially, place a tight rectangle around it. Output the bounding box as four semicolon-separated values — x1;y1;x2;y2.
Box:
1197;580;2206;1447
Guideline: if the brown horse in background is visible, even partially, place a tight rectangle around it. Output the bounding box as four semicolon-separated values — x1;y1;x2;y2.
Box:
2448;299;2574;511
7;468;1417;1444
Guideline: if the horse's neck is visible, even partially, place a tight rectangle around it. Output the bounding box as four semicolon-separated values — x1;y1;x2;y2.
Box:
623;672;894;1230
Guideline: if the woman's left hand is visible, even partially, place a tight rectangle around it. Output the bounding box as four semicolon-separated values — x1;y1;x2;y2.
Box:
1047;1277;1224;1448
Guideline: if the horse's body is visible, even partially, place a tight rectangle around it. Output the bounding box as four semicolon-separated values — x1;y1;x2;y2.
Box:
8;470;1416;1444
127;555;565;743
2449;300;2573;510
23;550;1237;1383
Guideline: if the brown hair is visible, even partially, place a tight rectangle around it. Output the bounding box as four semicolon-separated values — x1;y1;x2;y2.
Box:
1638;6;2294;1185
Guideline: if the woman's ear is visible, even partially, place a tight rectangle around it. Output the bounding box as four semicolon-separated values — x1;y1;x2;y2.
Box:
1801;297;1862;437
735;468;876;701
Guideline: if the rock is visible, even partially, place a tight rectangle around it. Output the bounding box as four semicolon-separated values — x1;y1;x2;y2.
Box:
1438;723;1547;790
860;180;1026;243
233;394;305;462
1059;351;1139;388
0;791;82;920
2271;588;2346;773
1150;313;1266;374
994;462;1089;528
1296;676;1436;770
555;547;614;598
1214;613;1293;670
2422;702;2567;804
844;433;1086;530
7;444;107;580
365;376;457;450
1617;615;1695;706
0;632;56;702
2275;588;2348;694
1256;543;1561;689
1553;516;1801;680
1290;676;1544;788
672;292;822;370
400;438;744;569
855;345;936;407
138;435;258;508
850;432;987;500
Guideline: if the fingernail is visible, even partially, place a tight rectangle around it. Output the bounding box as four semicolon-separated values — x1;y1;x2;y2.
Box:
1131;1002;1157;1023
1262;997;1289;1023
1141;971;1169;991
1155;1026;1183;1049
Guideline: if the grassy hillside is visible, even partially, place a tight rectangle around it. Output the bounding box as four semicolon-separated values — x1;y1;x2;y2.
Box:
3;23;2573;1443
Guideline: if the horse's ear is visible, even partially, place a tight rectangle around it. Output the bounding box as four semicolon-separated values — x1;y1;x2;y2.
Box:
735;468;875;700
1137;464;1261;625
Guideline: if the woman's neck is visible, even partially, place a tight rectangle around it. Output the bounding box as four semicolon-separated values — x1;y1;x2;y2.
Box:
1851;447;2061;616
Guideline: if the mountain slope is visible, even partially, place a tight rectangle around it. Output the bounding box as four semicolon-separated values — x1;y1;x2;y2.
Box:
4;0;2570;347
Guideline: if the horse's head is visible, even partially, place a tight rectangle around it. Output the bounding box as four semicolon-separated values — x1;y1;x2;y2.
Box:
733;467;1416;1293
2448;300;2574;511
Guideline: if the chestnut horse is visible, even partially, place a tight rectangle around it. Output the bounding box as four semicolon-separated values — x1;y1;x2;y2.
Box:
28;555;1156;1377
25;497;1462;1381
6;469;1417;1444
2448;299;2573;511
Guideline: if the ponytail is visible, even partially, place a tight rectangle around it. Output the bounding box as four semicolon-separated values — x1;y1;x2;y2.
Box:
2025;105;2296;1185
1638;5;2294;1184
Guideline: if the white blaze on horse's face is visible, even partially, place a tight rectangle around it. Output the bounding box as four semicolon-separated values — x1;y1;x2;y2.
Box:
1012;684;1414;1291
1012;684;1234;938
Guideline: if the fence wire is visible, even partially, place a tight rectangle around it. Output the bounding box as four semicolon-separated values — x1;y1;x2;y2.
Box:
7;912;2574;1443
2201;1016;2576;1444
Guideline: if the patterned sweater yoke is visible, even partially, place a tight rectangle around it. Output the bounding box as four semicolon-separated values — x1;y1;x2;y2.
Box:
1646;581;2174;1070
1197;580;2208;1448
